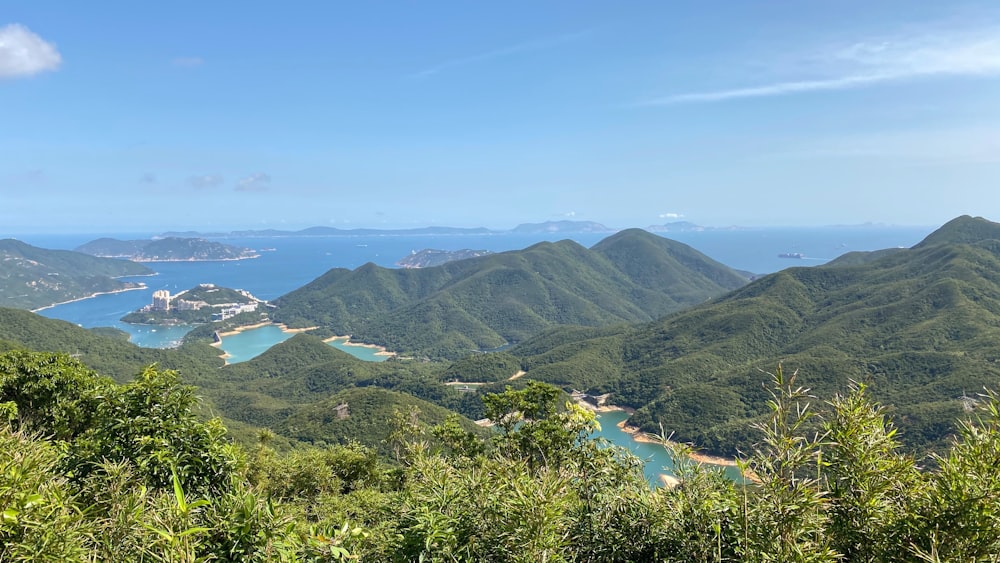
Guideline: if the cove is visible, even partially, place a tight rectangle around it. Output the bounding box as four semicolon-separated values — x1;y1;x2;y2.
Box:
592;410;746;485
215;324;390;364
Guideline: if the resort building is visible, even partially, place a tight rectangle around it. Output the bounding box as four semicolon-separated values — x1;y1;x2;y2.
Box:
151;290;171;311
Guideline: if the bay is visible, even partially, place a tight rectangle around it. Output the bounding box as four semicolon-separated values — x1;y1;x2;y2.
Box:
215;325;391;364
594;410;746;485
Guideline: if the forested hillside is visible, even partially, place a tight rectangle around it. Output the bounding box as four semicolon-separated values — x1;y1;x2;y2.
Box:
0;239;151;310
502;215;1000;455
75;236;258;261
0;309;491;450
272;229;748;359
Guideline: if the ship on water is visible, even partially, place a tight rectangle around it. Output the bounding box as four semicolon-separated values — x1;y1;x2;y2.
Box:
778;252;805;259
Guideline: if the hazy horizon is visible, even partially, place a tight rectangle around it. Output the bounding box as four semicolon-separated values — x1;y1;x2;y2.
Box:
3;1;999;232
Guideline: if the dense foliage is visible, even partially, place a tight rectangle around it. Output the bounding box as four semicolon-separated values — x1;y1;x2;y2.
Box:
3;352;1000;561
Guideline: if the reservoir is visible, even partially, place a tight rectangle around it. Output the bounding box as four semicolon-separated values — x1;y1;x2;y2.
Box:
216;324;391;364
593;409;746;485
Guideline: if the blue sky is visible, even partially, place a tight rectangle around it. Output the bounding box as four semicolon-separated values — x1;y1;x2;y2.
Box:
2;1;999;233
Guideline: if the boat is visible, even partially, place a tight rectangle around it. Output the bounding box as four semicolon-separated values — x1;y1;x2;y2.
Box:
778;252;805;259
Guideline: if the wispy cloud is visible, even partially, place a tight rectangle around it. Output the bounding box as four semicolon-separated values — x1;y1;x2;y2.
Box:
0;24;61;78
235;172;271;192
171;56;204;68
641;24;1000;105
659;212;684;219
413;30;588;78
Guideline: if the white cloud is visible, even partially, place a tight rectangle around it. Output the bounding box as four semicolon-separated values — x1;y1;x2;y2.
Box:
188;174;224;189
563;211;576;217
0;24;61;78
171;56;204;68
642;23;1000;105
236;172;271;192
659;212;684;219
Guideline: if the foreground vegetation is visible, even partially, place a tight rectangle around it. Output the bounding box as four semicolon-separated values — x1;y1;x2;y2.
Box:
3;351;1000;562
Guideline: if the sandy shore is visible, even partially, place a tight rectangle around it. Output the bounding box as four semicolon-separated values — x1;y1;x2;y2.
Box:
323;335;396;358
614;418;742;467
212;321;316;339
30;285;147;313
572;395;744;468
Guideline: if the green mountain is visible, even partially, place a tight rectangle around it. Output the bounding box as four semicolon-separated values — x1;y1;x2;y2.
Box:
0;308;485;448
277;386;487;456
502;215;1000;455
76;236;258;261
0;239;152;310
271;229;748;359
211;333;491;426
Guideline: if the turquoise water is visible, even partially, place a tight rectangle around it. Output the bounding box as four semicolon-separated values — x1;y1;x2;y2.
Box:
326;337;390;362
217;325;294;364
593;410;746;485
216;325;391;364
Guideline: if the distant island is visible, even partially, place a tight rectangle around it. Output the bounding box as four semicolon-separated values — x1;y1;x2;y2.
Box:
158;220;617;238
121;283;265;325
76;237;259;262
396;249;494;269
646;221;746;233
1;238;152;311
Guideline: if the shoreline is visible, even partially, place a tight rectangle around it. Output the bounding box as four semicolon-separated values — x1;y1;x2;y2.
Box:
614;418;741;467
210;322;322;365
572;396;745;469
210;322;397;364
92;255;260;263
30;284;147;313
212;321;318;339
322;335;396;358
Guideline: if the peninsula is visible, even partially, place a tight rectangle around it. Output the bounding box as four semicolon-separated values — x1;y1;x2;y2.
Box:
396;248;493;268
121;283;265;325
1;238;152;311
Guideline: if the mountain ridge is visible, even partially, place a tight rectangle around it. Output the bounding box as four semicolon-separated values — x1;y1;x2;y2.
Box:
271;229;749;359
499;216;1000;455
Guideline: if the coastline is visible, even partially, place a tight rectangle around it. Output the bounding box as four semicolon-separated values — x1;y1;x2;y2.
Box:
30;284;147;313
614;418;741;467
91;255;260;263
210;322;319;365
212;321;317;339
572;395;745;469
323;335;396;358
131;255;260;263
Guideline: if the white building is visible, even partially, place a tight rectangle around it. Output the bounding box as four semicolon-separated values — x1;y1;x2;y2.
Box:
151;290;171;311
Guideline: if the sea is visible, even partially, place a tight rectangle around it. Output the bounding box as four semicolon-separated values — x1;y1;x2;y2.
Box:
16;226;932;482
